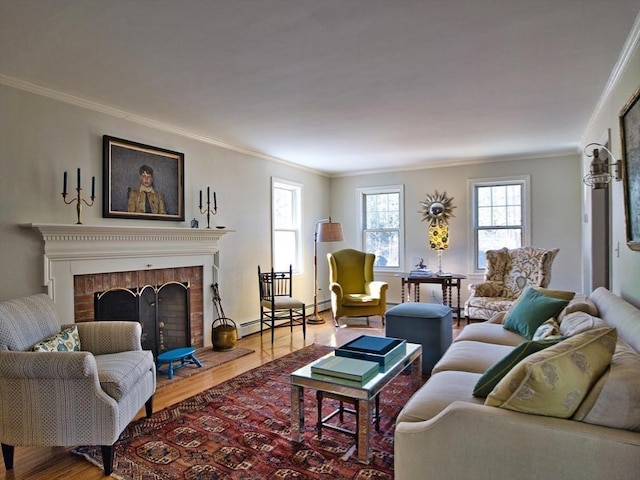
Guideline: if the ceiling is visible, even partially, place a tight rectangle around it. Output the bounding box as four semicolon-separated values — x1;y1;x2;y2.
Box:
1;0;639;175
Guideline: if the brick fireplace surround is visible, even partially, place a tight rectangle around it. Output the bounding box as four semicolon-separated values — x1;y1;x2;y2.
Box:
75;266;204;347
28;223;230;348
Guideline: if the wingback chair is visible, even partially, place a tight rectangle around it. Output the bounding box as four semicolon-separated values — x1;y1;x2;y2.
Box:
0;294;156;475
327;248;389;326
464;246;559;323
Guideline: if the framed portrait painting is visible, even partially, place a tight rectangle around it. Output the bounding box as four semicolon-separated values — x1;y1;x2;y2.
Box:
103;136;185;221
619;86;640;251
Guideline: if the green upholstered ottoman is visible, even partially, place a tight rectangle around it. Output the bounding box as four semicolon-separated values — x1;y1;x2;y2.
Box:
385;302;453;373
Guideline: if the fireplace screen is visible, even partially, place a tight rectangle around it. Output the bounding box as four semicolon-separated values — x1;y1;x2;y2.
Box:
95;281;190;357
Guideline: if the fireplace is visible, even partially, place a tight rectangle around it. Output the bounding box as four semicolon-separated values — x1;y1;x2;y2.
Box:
28;223;231;348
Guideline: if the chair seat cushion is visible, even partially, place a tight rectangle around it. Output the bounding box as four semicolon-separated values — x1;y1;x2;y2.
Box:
95;350;154;401
342;293;379;306
466;297;515;321
261;297;304;309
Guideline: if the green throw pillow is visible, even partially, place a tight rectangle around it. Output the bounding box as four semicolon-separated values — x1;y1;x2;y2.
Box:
503;287;570;339
473;338;564;398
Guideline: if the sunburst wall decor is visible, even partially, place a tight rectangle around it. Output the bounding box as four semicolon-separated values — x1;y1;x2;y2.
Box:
419;191;456;225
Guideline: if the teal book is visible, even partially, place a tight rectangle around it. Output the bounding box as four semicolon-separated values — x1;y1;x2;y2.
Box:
311;356;379;382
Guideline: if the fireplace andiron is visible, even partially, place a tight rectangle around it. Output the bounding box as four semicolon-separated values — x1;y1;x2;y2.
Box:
211;283;238;351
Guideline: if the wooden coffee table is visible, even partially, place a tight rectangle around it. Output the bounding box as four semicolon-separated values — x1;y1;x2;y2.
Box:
290;342;422;463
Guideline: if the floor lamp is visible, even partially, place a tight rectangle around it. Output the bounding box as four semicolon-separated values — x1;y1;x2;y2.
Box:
308;217;344;324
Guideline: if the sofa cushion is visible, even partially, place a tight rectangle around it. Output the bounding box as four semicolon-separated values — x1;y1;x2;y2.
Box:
396;371;484;424
454;322;525;347
95;350;154;401
473;338;564;398
557;294;598;322
485;327;617;418
503;287;570;339
432;340;514;375
32;325;81;352
559;311;608;337
573;339;640;432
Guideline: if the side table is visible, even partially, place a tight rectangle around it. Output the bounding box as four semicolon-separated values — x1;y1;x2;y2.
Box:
395;273;466;325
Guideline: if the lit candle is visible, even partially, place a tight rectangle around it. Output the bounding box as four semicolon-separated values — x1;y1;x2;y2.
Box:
77;168;81;189
214;191;217;210
91;176;96;198
63;171;68;195
199;190;203;209
207;186;210;204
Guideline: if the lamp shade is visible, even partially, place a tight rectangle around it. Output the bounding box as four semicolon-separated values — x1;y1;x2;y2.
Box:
429;221;449;250
317;221;344;242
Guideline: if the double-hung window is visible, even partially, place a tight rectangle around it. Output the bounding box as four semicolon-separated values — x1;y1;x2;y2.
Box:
272;178;302;272
357;185;404;269
470;176;530;271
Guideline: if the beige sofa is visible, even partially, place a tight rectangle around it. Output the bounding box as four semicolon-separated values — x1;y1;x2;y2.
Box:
395;287;640;480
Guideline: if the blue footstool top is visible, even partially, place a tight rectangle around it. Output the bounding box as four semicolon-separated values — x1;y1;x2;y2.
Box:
386;302;452;319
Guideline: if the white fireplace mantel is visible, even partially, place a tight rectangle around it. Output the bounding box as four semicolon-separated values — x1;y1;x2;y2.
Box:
26;223;232;345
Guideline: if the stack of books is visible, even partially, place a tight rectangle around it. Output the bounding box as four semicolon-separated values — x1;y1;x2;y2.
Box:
335;335;407;367
311;355;379;384
409;268;433;277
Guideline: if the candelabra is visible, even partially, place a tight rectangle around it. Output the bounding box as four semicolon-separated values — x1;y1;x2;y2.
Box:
62;168;95;224
199;186;218;229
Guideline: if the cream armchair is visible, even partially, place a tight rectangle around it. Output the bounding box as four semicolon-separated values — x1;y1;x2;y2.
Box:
327;248;389;326
464;246;559;323
0;294;156;476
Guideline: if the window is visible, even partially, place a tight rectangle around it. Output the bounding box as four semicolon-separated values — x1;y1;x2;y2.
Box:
357;185;404;269
272;178;302;272
470;176;530;271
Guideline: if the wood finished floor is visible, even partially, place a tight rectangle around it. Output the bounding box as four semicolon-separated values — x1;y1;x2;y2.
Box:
0;311;463;480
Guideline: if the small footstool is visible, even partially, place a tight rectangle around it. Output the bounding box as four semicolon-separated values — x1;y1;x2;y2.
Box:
156;347;202;379
385;303;453;373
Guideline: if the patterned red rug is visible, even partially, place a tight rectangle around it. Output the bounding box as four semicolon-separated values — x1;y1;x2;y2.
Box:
74;344;419;479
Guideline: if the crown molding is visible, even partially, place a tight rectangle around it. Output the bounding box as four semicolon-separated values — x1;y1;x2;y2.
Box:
0;74;329;177
582;12;640;143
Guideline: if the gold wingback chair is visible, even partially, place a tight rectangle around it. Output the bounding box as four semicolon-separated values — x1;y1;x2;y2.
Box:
327;249;389;326
464;246;559;323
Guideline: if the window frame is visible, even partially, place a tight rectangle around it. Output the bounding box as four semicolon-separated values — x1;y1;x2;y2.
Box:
356;184;404;272
468;176;531;273
271;177;302;273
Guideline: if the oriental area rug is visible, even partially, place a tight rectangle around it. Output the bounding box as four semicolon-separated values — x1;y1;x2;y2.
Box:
74;344;418;479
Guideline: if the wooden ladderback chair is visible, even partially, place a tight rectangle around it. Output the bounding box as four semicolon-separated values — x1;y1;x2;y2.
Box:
257;265;306;343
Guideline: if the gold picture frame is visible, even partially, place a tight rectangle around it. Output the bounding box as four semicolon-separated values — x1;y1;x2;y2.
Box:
103;136;185;221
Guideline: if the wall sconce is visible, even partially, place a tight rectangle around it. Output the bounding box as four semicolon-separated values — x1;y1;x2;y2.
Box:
583;143;622;190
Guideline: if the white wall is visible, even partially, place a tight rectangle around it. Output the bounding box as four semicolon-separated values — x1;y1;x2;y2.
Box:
0;84;332;330
582;41;640;307
330;154;584;305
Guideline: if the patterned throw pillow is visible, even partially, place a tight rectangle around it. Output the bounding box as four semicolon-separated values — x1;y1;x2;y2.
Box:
32;325;81;352
559;311;608;337
533;318;563;340
485;327;617;418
